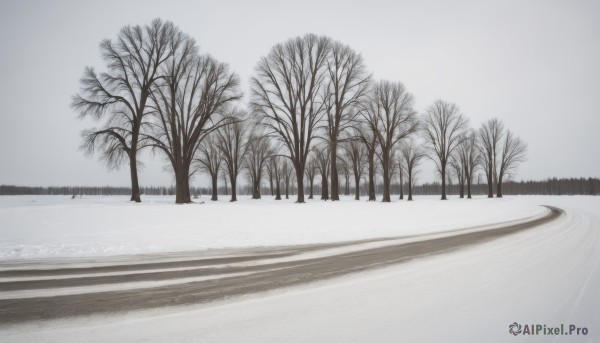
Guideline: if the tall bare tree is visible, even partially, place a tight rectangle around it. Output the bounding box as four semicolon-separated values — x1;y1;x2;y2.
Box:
422;100;469;200
400;140;425;201
361;81;418;202
315;146;331;200
244;133;272;199
196;135;222;201
342;139;366;200
216;112;248;202
147;34;241;203
74;19;176;202
478;118;505;198
457;130;479;199
252;34;331;203
497;130;527;197
323;41;370;201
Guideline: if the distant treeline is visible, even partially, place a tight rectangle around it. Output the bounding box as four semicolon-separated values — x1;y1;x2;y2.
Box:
410;177;599;196
492;177;599;196
0;185;201;196
1;177;598;197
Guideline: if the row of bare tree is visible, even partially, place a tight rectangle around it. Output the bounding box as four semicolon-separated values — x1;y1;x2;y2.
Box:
74;19;527;203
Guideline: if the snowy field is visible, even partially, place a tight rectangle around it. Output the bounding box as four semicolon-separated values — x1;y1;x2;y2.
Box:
1;195;599;342
0;194;547;260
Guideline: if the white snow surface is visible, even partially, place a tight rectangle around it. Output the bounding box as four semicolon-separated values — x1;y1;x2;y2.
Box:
1;195;599;342
0;194;546;260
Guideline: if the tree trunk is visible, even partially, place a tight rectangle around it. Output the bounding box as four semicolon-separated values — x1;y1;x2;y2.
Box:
230;175;237;202
308;176;314;199
497;175;503;198
211;174;218;201
174;160;192;204
252;176;261;199
382;173;391;202
330;142;339;201
441;163;447;200
466;175;472;199
399;164;404;200
129;152;141;202
367;152;376;201
459;173;465;199
345;173;350;196
408;170;413;201
382;154;391;202
174;164;185;204
275;179;281;200
183;165;191;203
493;162;498;196
354;173;360;200
285;178;289;199
321;173;329;200
269;174;274;196
295;168;305;203
487;169;493;198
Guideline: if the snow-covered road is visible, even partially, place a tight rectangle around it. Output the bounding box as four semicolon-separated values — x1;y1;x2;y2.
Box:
0;196;598;342
0;206;559;323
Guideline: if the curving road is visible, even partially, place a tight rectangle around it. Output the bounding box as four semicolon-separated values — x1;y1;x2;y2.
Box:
0;206;562;324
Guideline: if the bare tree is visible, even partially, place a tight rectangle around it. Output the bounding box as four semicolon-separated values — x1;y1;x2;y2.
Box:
244;133;272;199
342;139;366;200
196;135;222;201
252;34;331;203
477;118;505;198
74;19;176;202
400;140;425;201
361;81;418;202
147;33;241;203
305;157;318;199
216;112;248;202
422;100;469;200
315;146;331;200
457;130;479;199
323;41;370;201
497;130;527;197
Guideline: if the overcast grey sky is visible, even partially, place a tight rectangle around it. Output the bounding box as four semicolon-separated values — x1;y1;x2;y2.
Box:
0;0;598;187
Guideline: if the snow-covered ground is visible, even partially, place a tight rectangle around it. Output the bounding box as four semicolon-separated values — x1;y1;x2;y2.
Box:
1;195;598;342
0;194;546;260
